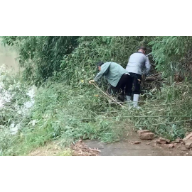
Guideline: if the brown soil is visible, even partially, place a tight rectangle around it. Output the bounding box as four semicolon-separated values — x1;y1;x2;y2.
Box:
28;129;192;156
29;140;100;156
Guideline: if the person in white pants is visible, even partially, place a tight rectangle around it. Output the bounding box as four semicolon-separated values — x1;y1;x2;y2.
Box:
126;47;151;108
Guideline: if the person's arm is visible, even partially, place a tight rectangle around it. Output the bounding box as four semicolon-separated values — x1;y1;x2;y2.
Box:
145;56;151;75
94;63;110;82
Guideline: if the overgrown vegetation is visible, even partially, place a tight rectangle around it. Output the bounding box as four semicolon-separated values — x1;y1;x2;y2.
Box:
124;82;192;140
0;78;128;155
1;36;192;155
2;36;79;85
150;36;192;78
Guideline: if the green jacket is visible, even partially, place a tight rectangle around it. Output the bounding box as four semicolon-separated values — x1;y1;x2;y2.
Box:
94;62;128;87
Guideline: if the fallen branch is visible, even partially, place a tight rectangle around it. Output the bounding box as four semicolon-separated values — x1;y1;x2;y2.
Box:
92;83;124;108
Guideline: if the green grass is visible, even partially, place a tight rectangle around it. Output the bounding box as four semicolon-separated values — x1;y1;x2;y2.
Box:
0;80;128;155
1;73;192;155
1;36;192;156
124;81;192;141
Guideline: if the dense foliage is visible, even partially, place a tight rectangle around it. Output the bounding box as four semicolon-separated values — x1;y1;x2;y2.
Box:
3;36;192;85
1;36;192;155
150;36;192;77
2;36;79;85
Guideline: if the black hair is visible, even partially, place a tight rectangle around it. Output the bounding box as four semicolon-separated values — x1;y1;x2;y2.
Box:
138;46;147;52
96;61;104;67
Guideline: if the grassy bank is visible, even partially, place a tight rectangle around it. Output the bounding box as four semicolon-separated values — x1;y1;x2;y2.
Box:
1;73;192;156
1;36;192;155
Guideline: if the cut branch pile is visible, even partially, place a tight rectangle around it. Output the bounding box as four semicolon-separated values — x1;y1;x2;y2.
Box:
71;140;100;156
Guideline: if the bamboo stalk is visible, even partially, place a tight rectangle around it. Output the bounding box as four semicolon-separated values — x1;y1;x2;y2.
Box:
92;83;124;107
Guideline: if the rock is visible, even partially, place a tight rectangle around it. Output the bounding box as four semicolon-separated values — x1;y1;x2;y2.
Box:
156;137;170;144
183;132;192;141
173;143;178;147
185;132;190;137
175;138;182;143
183;132;192;149
175;139;180;143
137;130;154;140
185;141;192;149
133;141;141;144
137;130;150;134
167;144;174;148
163;143;174;148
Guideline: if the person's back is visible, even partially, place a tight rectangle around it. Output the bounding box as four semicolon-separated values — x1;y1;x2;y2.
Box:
125;47;151;108
105;62;127;85
89;61;131;103
94;62;128;87
126;52;150;75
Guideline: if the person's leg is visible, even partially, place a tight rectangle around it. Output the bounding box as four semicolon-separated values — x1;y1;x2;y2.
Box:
115;74;127;101
132;74;142;108
125;73;134;104
124;74;133;102
110;85;119;95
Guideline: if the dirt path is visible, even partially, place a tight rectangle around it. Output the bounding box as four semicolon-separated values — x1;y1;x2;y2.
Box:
84;130;192;156
29;129;192;156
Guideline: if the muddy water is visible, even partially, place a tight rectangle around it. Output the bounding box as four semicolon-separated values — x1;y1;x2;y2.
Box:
0;43;20;73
